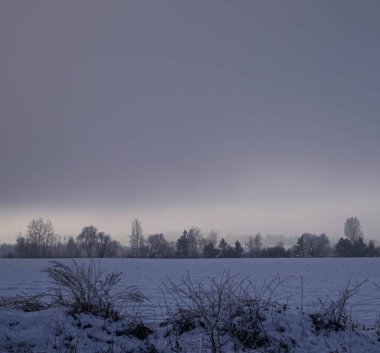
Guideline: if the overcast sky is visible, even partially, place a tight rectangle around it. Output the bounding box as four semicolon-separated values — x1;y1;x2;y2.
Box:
1;1;380;243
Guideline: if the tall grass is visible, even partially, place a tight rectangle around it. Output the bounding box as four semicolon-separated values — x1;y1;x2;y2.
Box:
43;260;145;320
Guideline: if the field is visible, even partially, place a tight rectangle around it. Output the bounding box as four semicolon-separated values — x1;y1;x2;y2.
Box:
1;258;380;352
1;258;380;322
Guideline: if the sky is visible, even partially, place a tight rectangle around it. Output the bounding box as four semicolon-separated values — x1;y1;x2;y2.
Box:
1;1;380;243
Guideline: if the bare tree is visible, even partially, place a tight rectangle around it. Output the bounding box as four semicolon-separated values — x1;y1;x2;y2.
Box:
129;219;144;257
187;227;202;257
147;233;170;257
66;236;80;258
294;233;330;257
247;233;262;257
77;225;98;257
15;234;28;257
344;217;363;243
207;230;220;247
95;232;111;258
106;240;122;257
26;218;55;257
203;230;220;258
253;233;263;249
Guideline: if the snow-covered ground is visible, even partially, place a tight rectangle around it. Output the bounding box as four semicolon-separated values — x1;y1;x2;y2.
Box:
1;258;380;352
1;258;380;322
1;302;380;353
1;258;380;353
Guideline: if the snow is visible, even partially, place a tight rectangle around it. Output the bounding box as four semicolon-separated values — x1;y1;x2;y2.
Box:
1;258;380;352
1;258;380;322
1;301;379;352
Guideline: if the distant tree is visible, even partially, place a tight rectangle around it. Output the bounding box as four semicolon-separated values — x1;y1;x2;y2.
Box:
105;240;122;257
176;230;190;257
203;230;219;258
174;228;203;258
253;233;262;249
217;238;240;257
66;236;80;258
26;218;55;257
147;233;170;257
51;236;66;257
203;242;219;258
247;233;263;257
77;226;98;257
335;237;352;257
344;217;363;243
335;236;374;257
294;233;330;258
95;232;111;258
246;236;254;256
261;242;290;258
77;226;118;258
207;230;219;248
129;219;144;257
218;238;228;256
234;240;244;257
15;234;28;257
0;243;15;258
353;237;368;256
187;227;202;257
366;240;379;257
317;233;330;257
168;241;177;257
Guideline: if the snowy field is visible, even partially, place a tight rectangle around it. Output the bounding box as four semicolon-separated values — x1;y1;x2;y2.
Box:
1;257;380;323
1;258;380;353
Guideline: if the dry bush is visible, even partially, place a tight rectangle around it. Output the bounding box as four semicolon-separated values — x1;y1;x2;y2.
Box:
43;260;145;320
0;292;49;312
161;272;276;353
310;280;367;331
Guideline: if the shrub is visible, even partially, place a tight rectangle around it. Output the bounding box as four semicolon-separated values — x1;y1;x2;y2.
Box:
0;293;49;312
43;260;145;320
310;280;367;331
162;272;272;353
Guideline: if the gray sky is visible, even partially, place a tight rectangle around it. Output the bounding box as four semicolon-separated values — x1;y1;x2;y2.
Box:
1;1;380;243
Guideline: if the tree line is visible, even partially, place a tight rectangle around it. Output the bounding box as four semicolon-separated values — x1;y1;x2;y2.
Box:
0;217;379;258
